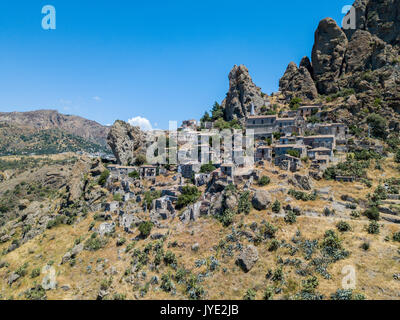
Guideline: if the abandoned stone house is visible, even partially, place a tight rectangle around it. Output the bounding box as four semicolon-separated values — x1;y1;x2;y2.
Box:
303;135;336;150
178;162;201;179
104;201;119;213
273;144;306;158
255;146;272;162
140;165;157;179
181;119;197;130
307;147;333;160
220;163;235;179
152;196;176;220
297;105;320;118
316;123;347;140
274;154;302;172
108;165;137;177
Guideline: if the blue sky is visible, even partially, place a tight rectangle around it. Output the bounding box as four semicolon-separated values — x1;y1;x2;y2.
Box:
0;0;351;129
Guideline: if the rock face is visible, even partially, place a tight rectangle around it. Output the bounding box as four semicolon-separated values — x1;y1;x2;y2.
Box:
221;65;269;124
107;120;146;166
279;0;400;131
279;61;318;101
311;18;348;94
252;190;271;211
236;245;259;272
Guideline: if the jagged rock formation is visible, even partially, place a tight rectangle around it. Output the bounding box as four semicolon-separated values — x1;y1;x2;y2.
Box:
0;110;109;146
221;65;269;123
279;0;400;129
107;120;146;165
279;61;318;101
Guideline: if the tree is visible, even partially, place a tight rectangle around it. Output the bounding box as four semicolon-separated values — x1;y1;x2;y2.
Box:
128;170;140;179
176;186;201;209
200;163;216;173
287;149;300;158
211;102;224;121
134;154;147;166
201;111;211;123
138;221;153;238
258;176;271;186
367;113;387;139
289;97;302;110
272;200;281;213
98;170;110;186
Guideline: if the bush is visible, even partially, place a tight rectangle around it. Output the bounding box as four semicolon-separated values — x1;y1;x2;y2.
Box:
134;154;147;166
263;286;274;300
176;186;201;209
360;241;370;251
238;191;251;215
243;288;256;300
288;189;317;201
364;207;380;221
258;176;271;186
395;150;400;164
138;221;153;238
84;233;108;251
98;170;110;186
161;273;174;292
218;209;235;227
272;200;281;213
128;170;139;179
287;149;300;158
393;232;400;242
336;221;351;232
268;239;280;252
200;163;216;174
30;268;41;279
367;221;380;234
164;251;177;266
367;113;387;139
284;211;297;224
290;97;302;110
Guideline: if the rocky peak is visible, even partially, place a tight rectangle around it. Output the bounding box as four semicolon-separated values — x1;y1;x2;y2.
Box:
107;120;146;165
221;65;269;123
279;61;318;102
311;18;348;94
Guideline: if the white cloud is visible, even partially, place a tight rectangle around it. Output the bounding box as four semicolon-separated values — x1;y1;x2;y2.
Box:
93;96;102;101
128;116;153;131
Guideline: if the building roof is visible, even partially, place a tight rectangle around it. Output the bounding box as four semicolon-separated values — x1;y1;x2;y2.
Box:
303;135;335;139
247;115;277;119
274;144;305;149
276;118;295;121
309;147;332;152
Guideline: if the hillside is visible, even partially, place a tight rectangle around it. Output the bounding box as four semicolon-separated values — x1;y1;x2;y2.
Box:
0;122;110;156
0;110;109;147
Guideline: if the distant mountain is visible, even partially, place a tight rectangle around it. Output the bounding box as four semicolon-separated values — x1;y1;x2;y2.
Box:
0;122;110;156
0;109;109;146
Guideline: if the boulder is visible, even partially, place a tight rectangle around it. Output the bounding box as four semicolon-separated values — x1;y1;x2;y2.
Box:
252;190;271;211
236;245;259;272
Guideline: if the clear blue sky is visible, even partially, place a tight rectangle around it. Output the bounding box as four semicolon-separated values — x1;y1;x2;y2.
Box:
0;0;351;129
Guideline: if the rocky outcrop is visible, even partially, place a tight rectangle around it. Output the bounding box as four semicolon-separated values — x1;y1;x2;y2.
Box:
311;18;348;94
107;120;146;166
279;61;318;101
221;65;269;123
236;245;259;272
252;190;271;211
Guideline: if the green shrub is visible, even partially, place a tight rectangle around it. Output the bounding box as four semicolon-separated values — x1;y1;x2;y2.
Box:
364;207;380;221
176;186;201;209
84;233;108;251
284;211;297;224
367;221;380;234
128;170;140;179
200;163;216;173
367;113;387;139
395;150;400;164
393;232;400;242
258;176;271;186
161;273;174;292
164;251;177;266
263;286;274;300
134;154;147;166
138;221;153;238
218;209;235;227
243;288;256;300
30;268;41;279
238;191;251;215
336;221;351;232
268;239;280;252
272;200;281;213
97;169;110;186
